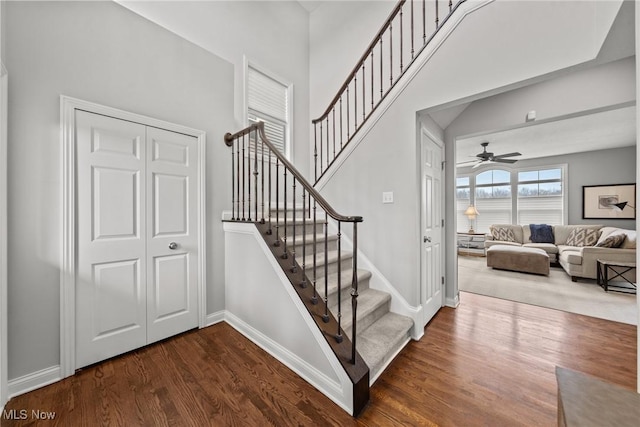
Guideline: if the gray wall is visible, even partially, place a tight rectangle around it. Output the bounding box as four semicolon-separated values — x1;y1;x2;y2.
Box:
5;1;234;379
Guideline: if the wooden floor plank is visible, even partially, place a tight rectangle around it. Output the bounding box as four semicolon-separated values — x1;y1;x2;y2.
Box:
2;292;636;426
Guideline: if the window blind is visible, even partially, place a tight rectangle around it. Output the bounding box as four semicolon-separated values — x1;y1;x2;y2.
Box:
248;66;288;155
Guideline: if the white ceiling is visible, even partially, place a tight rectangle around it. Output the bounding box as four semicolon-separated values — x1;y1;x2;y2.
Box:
456;104;636;167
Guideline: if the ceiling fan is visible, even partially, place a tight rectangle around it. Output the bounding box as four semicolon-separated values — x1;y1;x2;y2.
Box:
457;142;522;168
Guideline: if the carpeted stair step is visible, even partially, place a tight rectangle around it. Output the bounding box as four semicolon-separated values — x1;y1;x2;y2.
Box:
302;249;353;277
330;288;390;339
290;233;339;257
356;312;414;380
320;268;372;303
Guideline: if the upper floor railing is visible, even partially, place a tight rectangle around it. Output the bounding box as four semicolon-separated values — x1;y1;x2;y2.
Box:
312;0;465;183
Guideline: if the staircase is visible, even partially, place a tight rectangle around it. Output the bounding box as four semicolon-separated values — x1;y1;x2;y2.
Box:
278;209;414;380
223;0;469;415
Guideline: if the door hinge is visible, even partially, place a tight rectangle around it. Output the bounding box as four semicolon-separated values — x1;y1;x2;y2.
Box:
441;219;444;227
441;161;445;170
441;276;445;285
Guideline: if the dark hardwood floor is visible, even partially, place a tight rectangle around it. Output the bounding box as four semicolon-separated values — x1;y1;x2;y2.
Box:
3;292;636;426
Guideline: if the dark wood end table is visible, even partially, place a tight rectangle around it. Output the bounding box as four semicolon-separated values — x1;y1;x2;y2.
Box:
596;260;636;294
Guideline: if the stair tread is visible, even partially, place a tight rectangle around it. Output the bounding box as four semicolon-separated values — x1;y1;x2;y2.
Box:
291;233;338;246
322;268;371;297
302;249;352;270
331;288;390;330
356;312;414;374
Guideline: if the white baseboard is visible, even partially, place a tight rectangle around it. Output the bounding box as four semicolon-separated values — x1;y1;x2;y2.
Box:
8;366;62;400
445;293;460;308
205;310;225;327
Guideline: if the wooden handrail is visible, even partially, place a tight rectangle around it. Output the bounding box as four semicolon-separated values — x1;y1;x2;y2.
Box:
312;0;407;125
225;123;363;224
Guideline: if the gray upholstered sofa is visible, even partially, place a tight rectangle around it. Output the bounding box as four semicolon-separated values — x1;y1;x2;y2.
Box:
485;224;637;282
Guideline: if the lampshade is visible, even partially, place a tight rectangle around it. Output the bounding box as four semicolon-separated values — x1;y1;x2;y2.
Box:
464;205;479;219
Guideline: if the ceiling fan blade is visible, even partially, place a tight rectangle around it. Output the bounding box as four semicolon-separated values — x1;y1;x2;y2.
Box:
472;161;488;168
492;152;522;159
457;160;479;166
493;158;518;164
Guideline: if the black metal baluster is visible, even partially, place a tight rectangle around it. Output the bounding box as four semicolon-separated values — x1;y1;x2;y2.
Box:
311;199;318;305
362;64;365;122
400;5;404;73
411;0;415;59
435;0;439;28
422;0;426;45
247;134;252;221
283;167;288;259
253;128;258;222
332;109;336;159
326;116;330;165
354;75;358;129
335;222;343;343
231;137;236;220
274;158;280;246
449;0;452;13
390;21;393;86
291;177;296;271
322;212;329;323
346;86;350;140
241;134;246;220
260;129;265;223
301;189;307;288
370;51;374;111
339;97;343;150
236;135;240;220
351;222;359;364
319;119;323;176
267;146;272;235
380;38;383;100
313;122;318;182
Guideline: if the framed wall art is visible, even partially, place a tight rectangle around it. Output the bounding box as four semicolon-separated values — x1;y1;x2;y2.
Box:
582;183;636;219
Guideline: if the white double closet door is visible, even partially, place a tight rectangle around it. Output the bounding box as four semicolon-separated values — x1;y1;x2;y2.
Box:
75;110;199;369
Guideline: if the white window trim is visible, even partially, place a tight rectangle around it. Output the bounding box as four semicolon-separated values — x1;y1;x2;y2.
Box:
456;163;569;231
243;57;293;160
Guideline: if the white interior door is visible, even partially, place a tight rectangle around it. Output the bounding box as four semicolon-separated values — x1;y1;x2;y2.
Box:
76;111;147;368
146;127;198;343
421;130;444;326
76;111;199;369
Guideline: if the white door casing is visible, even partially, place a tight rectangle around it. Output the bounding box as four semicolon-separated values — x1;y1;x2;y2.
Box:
421;129;444;326
61;97;206;376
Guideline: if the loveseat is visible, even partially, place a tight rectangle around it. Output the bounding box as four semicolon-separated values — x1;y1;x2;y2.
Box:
485;224;637;282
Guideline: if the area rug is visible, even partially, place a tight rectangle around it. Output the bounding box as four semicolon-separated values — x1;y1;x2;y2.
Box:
458;255;638;325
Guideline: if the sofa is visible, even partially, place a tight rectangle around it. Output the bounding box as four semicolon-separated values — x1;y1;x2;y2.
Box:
485;224;637;282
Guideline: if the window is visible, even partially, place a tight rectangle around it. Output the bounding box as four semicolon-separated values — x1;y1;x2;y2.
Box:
247;65;290;156
475;169;512;232
456;176;471;232
517;168;563;225
455;165;566;234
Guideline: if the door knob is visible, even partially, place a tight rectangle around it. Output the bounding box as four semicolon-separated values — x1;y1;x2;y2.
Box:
424;236;431;243
169;242;178;250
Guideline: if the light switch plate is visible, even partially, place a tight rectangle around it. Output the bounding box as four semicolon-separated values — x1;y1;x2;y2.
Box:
382;191;394;204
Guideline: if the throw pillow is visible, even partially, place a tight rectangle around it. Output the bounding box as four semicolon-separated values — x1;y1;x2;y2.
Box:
595;233;626;248
529;224;554;243
565;228;600;247
491;227;516;242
